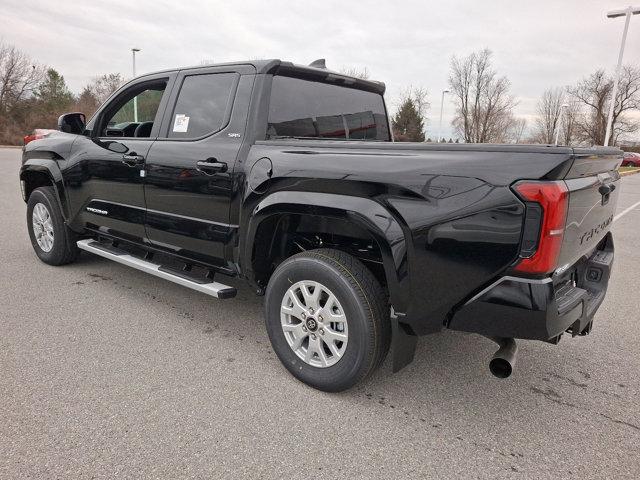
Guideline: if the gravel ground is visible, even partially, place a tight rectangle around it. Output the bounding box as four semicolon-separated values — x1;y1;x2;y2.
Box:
1;148;639;479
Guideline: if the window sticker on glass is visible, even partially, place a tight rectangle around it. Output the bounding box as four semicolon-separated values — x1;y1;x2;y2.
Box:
173;114;190;132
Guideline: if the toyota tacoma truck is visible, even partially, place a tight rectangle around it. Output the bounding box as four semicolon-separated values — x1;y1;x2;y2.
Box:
20;59;621;391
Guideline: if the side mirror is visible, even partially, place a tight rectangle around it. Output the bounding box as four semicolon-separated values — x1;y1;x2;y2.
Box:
58;112;86;135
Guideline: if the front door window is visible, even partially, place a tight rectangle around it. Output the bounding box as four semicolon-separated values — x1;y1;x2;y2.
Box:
101;82;167;138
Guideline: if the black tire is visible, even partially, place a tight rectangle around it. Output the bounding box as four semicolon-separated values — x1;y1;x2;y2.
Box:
27;186;79;265
264;248;390;392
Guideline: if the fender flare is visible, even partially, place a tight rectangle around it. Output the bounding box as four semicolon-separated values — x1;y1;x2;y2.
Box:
241;191;410;314
19;159;69;220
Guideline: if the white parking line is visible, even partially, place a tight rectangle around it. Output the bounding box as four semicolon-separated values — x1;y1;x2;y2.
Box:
614;200;640;222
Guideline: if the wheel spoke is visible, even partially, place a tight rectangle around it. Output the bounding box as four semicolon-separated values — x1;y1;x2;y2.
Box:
324;293;337;310
321;294;346;323
323;337;341;358
324;328;347;344
300;282;320;309
281;291;306;319
290;331;308;351
32;203;54;252
315;340;329;367
280;280;348;368
304;339;316;363
328;310;347;324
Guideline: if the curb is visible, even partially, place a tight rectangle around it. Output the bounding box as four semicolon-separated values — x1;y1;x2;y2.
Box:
620;169;640;177
0;145;22;149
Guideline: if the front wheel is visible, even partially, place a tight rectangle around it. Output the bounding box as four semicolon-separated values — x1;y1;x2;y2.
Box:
264;248;390;392
27;187;79;265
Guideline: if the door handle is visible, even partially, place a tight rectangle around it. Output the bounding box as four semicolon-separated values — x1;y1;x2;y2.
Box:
196;158;228;174
122;153;145;167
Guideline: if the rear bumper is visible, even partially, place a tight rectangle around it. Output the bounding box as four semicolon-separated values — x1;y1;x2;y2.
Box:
448;233;614;341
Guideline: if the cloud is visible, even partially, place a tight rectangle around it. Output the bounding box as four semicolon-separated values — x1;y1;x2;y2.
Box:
2;0;638;139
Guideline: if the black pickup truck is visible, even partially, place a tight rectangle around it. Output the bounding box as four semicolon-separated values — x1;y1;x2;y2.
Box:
20;59;621;391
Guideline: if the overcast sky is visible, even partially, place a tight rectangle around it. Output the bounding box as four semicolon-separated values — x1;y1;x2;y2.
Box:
2;0;639;139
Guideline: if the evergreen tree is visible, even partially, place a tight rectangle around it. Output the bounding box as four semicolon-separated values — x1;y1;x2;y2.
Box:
392;98;425;142
36;69;74;117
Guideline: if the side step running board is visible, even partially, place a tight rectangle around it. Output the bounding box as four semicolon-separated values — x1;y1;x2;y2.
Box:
77;239;237;299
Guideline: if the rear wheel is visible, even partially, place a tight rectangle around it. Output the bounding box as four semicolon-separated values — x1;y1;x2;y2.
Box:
264;248;390;392
27;187;79;265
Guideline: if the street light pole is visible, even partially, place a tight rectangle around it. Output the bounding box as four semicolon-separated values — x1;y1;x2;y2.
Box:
555;103;569;146
604;6;640;147
131;48;141;123
438;89;450;143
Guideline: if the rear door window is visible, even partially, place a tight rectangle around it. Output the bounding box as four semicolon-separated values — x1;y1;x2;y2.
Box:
168;73;237;139
267;75;390;141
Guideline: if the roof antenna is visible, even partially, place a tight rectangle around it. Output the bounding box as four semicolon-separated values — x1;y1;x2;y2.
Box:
309;59;326;69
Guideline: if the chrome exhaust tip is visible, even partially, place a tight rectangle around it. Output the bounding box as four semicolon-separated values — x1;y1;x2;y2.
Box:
489;337;517;379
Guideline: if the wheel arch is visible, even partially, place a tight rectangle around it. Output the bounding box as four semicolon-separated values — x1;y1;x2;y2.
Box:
20;159;69;220
241;191;410;314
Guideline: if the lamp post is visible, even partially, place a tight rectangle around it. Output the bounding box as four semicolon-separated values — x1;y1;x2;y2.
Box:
603;6;640;146
555;103;569;146
131;48;141;123
438;89;450;143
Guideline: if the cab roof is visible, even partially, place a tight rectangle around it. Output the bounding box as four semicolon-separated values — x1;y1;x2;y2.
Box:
139;59;386;95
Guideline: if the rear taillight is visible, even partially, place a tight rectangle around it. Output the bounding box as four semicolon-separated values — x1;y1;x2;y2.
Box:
512;181;569;275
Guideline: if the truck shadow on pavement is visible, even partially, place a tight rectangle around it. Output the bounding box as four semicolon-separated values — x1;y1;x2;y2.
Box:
69;253;609;404
68;253;640;439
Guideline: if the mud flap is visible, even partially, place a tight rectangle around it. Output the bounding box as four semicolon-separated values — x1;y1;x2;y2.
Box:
391;308;418;372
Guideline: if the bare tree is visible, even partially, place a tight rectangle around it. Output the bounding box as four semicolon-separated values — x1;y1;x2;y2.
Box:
534;87;565;143
88;73;124;103
509;117;528;144
72;73;124;118
0;42;46;144
339;67;370;80
448;49;518;143
560;100;580;146
0;42;44;115
569;66;640;146
569;70;610;145
75;86;100;118
609;66;640;145
411;86;429;121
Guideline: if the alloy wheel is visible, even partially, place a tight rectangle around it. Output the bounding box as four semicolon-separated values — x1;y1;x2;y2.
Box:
280;280;349;368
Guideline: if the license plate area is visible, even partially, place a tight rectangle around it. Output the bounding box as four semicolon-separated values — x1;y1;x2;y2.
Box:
553;233;613;335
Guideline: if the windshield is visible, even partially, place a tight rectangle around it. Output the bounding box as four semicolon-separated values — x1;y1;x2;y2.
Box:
267;75;390;141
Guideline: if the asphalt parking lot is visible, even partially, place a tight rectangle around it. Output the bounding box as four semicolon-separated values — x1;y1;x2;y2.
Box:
1;147;639;479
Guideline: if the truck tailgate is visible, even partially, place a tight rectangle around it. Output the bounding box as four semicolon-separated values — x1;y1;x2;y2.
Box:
556;149;621;272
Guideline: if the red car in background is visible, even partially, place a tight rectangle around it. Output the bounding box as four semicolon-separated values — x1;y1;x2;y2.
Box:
621;152;640;167
23;129;56;146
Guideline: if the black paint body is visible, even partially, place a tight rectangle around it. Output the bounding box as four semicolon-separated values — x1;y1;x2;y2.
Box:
20;59;622;348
